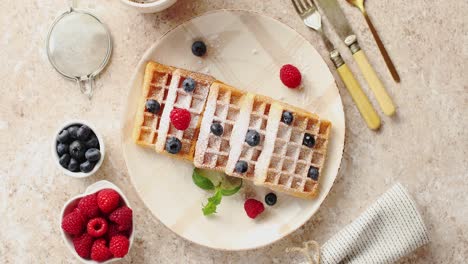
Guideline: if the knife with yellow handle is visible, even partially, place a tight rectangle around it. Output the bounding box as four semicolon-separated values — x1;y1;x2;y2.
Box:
345;36;395;116
317;0;396;116
330;51;381;130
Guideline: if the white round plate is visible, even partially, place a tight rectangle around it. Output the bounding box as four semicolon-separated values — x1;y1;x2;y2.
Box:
121;10;345;250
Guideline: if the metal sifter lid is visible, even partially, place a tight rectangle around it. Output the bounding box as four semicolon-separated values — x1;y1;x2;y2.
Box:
46;1;112;98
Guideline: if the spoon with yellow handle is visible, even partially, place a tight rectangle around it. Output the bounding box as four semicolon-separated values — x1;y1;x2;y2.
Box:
346;0;400;83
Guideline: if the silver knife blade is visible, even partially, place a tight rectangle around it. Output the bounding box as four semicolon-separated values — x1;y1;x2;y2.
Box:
316;0;355;43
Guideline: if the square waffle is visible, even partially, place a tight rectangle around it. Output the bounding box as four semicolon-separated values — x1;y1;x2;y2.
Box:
133;61;214;161
256;103;332;198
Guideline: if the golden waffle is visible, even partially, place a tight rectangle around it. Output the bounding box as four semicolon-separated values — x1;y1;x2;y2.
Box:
133;61;214;161
256;103;332;198
134;61;332;199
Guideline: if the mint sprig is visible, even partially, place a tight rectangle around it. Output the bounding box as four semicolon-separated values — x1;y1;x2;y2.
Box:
192;168;242;216
202;188;223;215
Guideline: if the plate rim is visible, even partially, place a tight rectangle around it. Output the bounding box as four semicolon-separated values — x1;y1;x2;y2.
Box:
120;9;346;251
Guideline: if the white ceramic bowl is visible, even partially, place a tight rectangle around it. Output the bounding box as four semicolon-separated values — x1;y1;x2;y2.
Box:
60;180;135;264
52;120;105;178
119;0;177;13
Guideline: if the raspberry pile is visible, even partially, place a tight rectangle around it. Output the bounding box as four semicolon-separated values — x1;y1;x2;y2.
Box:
62;189;132;262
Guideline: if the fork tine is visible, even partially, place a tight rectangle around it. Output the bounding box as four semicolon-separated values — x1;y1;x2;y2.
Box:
306;0;317;8
293;0;306;14
291;0;302;15
300;0;311;9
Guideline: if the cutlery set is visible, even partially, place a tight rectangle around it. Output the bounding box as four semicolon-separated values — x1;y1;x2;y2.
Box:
292;0;398;130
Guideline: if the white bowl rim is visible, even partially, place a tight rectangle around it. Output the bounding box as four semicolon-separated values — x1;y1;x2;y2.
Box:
52;120;105;178
119;0;177;8
60;180;135;264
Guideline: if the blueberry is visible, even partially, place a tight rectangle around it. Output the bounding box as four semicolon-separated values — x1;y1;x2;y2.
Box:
80;161;96;173
57;130;70;143
303;133;315;148
85;135;100;149
281;111;293;125
182;78;196;92
85;148;101;162
166;137;182;154
235;161;248;173
59;154;71;168
210;122;223;136
68;158;79;172
67;126;79;139
245;130;260;146
77;125;92;141
69;140;86;161
56;143;69;156
265;193;277;206
191;41;207;57
308;166;319;181
146;99;161;114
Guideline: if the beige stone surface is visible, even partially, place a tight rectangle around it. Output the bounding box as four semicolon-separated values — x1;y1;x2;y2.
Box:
0;0;466;263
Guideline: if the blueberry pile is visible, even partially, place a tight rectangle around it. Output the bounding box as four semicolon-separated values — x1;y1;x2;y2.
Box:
56;124;101;173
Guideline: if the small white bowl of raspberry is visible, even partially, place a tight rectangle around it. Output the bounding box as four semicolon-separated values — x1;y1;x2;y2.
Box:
60;180;134;263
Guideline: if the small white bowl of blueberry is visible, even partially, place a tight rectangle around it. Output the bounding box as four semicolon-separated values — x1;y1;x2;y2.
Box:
53;121;105;178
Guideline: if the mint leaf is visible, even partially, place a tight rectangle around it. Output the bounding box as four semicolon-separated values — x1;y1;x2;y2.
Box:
220;179;242;196
202;189;223;216
192;169;215;190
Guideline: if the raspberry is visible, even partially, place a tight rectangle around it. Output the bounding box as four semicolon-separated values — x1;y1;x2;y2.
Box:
72;233;94;259
87;217;109;237
97;189;121;214
244;199;265;219
91;239;113;262
106;223;128;241
109;206;133;232
61;209;86;235
78;194;99;219
109;235;130;258
280;64;302;88
170;108;191;130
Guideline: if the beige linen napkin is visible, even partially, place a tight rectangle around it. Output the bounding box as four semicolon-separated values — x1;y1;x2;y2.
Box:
286;183;430;264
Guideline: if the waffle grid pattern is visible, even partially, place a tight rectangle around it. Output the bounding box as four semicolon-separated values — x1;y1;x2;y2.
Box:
262;114;331;193
165;75;211;156
231;98;271;179
200;86;242;170
135;71;172;147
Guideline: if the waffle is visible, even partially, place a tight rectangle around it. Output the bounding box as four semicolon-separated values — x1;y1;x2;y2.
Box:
255;103;332;198
133;61;214;161
134;61;332;199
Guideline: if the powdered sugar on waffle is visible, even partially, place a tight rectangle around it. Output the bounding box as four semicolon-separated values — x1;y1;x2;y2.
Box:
225;93;254;174
155;72;181;152
254;103;282;184
194;85;218;166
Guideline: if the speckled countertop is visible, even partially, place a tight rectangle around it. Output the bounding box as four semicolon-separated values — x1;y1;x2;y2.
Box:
1;0;467;263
